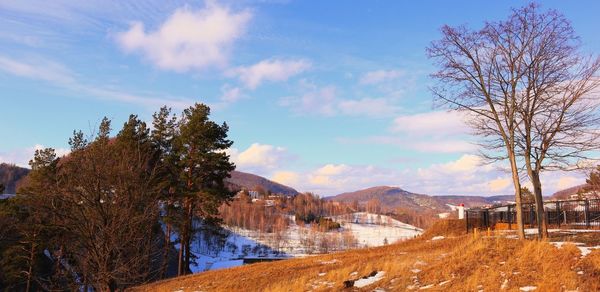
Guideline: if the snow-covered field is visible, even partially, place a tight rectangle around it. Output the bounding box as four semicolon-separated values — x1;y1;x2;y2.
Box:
187;212;423;273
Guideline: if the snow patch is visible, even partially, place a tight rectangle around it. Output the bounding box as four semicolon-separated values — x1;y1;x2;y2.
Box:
431;236;445;241
520;286;537;291
550;242;600;258
354;271;385;288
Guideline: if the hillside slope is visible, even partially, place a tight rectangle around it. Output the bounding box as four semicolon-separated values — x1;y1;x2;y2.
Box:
0;163;30;194
226;170;298;196
132;232;600;291
327;186;516;211
329;186;448;211
550;184;587;200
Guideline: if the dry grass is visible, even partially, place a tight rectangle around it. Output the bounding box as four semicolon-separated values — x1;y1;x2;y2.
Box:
132;226;600;292
421;219;466;238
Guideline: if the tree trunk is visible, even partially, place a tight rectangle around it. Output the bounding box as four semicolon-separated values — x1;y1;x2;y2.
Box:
530;170;548;239
25;240;35;292
508;151;526;239
177;199;187;277
184;200;194;274
161;223;171;279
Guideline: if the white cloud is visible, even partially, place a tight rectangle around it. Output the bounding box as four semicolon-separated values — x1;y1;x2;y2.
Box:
228;143;291;174
489;177;512;192
359;69;404;85
116;2;252;72
0;144;70;168
340;110;474;154
314;164;350;176
271;171;300;187
555;176;583;191
230;58;311;89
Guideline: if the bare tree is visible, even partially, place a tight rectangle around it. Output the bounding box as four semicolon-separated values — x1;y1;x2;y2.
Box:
429;4;600;240
427;9;531;239
512;4;600;238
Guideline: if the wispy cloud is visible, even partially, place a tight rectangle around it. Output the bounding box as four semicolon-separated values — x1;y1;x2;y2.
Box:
0;54;197;110
0;55;75;84
279;80;401;117
229;58;311;89
338;110;475;153
359;69;405;85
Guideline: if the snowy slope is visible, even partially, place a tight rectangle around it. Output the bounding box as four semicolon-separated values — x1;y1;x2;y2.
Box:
331;212;423;247
186;212;422;273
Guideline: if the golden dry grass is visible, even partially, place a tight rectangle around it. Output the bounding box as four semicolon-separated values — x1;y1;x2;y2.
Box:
132;230;600;291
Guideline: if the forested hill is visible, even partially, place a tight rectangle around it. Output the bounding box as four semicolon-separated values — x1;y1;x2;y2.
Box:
226;170;299;196
327;186;518;211
0;163;30;194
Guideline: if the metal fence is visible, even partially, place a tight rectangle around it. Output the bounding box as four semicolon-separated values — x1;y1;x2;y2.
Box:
466;198;600;232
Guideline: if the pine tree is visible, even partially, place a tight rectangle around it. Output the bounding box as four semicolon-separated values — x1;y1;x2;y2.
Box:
173;103;235;276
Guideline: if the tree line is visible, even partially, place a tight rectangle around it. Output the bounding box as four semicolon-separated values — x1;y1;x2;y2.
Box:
0;103;234;291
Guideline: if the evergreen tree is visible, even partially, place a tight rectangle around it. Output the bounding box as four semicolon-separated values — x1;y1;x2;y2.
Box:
174;103;235;276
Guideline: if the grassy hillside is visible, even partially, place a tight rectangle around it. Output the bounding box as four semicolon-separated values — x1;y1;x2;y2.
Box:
132;222;600;291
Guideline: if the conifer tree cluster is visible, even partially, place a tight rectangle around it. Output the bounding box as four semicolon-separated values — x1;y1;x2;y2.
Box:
0;103;235;291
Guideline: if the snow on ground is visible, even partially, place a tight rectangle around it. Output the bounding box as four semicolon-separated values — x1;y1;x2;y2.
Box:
549;242;600;258
209;260;244;271
0;194;15;200
354;271;386;288
438;212;451;219
331;212;423;247
431;236;445;241
184;212;421;274
519;286;537;291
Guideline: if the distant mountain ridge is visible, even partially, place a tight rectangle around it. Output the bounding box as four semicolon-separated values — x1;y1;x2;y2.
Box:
225;170;299;196
327;186;518;212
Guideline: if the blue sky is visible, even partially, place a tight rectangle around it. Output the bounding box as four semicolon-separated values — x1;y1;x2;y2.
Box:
1;0;598;196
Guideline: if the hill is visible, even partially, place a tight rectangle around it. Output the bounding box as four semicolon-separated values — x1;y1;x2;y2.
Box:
0;163;30;194
327;186;517;212
329;186;448;211
132;226;600;291
550;184;588;200
225;170;299;196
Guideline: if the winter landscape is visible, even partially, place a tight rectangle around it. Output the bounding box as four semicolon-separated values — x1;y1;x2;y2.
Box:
2;1;600;291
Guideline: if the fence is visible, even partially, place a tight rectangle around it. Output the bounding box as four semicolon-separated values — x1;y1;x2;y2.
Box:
466;198;600;232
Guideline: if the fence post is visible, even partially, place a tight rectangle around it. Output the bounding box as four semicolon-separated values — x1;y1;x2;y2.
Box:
556;201;560;228
465;210;469;233
585;199;590;229
507;205;512;230
530;204;535;227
